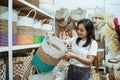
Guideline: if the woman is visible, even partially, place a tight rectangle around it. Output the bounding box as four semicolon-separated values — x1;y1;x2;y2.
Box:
59;19;98;80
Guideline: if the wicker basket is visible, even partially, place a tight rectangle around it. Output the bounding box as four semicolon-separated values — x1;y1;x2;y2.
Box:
0;19;17;34
26;0;39;7
0;32;17;46
13;61;24;80
32;37;67;72
17;26;33;35
33;36;41;43
13;49;35;80
0;59;6;80
17;34;33;45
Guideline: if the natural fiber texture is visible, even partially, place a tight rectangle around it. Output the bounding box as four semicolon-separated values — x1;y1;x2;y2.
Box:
33;36;40;43
41;37;67;58
0;32;17;46
33;28;44;36
32;53;55;72
57;18;69;28
17;34;33;45
113;63;120;80
55;8;69;20
26;0;39;7
0;19;17;34
71;29;77;37
89;7;104;19
13;49;35;80
17;26;33;35
0;59;6;80
37;46;59;65
70;8;86;21
100;23;120;58
13;61;24;80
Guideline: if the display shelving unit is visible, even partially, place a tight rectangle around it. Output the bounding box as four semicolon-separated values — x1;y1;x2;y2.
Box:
0;0;54;80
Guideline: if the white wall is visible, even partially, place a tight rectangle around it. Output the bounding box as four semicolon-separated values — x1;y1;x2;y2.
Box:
105;0;120;22
54;0;104;10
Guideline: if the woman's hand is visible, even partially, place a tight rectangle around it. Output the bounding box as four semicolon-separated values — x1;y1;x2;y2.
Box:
65;52;76;59
59;51;76;60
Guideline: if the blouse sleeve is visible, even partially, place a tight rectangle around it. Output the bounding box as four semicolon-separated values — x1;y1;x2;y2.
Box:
88;40;98;56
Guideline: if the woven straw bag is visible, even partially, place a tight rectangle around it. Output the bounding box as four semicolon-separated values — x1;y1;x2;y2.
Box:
13;49;35;80
17;9;36;27
33;37;67;72
57;18;69;28
70;8;86;21
55;8;69;20
0;59;6;80
17;26;33;35
0;5;17;22
89;7;104;19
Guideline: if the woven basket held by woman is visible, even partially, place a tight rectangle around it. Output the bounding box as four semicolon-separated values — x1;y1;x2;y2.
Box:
33;36;67;72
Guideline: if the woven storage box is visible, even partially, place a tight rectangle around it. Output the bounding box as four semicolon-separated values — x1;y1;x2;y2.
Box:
26;0;39;7
17;26;34;35
0;59;6;80
0;19;17;34
17;34;33;45
13;61;24;80
32;37;67;72
0;32;17;46
13;49;35;80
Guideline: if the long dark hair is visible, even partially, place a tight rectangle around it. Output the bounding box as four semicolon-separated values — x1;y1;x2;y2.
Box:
76;19;95;47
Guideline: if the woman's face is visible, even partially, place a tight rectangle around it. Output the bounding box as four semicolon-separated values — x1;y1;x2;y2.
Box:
76;24;88;39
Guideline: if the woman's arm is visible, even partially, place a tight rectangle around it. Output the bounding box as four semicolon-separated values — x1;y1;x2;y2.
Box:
63;52;95;65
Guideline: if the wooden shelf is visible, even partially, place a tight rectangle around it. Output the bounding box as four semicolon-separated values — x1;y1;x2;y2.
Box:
0;0;54;19
0;44;41;52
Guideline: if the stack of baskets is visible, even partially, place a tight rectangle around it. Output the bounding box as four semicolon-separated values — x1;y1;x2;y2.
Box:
13;49;35;80
33;29;47;43
0;5;17;46
0;59;6;80
17;9;36;45
33;20;42;44
32;37;67;72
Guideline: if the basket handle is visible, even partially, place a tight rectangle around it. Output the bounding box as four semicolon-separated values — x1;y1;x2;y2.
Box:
30;49;35;56
47;37;61;51
27;9;36;20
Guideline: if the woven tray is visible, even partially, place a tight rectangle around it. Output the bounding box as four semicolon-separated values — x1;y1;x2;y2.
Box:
17;26;34;35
